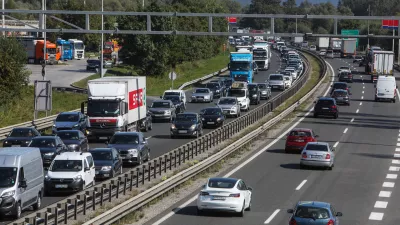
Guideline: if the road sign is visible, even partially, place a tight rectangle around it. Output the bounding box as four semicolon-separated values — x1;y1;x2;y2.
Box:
227;17;237;24
168;71;177;80
382;20;399;30
341;29;359;48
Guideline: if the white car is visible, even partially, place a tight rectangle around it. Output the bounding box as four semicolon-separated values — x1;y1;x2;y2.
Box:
285;68;298;80
268;74;285;91
319;50;327;56
197;177;253;216
44;152;96;195
309;45;317;51
284;75;292;88
338;66;351;73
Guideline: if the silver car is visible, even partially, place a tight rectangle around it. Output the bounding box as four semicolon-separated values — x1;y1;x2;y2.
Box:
257;83;271;100
300;142;335;170
216;97;241;117
267;74;285;91
191;88;213;103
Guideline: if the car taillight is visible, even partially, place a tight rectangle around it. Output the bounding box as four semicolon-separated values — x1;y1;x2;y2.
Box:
349;74;352;77
229;193;240;197
326;154;331;159
346;87;348;90
302;153;307;158
289;218;297;225
326;219;334;225
331;105;337;109
200;192;209;196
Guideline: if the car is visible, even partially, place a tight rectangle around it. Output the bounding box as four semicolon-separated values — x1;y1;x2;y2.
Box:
319;50;327;56
103;60;113;68
288;63;301;73
206;82;224;98
216;97;241;117
89;148;123;179
170;112;203;138
161;90;187;109
283;75;292;89
247;83;261;105
353;55;363;63
300;142;335;170
221;77;234;90
162;95;185;113
285;68;298;80
2;127;41;147
200;107;226;128
196;177;252;216
268;74;285;91
52;111;87;134
338;71;353;83
313;97;339;119
44;152;96;195
29;136;68;166
325;50;334;59
309;45;317;51
330;82;351;95
257;83;271;100
338;66;351;74
148;100;176;122
86;59;100;71
287;201;342;224
139;112;153;132
56;130;89;152
107;132;150;165
191;88;214;103
285;128;319;153
331;89;351;106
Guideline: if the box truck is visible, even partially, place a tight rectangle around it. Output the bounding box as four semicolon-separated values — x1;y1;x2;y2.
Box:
330;38;342;53
317;37;329;51
81;76;147;140
365;50;394;82
341;39;357;58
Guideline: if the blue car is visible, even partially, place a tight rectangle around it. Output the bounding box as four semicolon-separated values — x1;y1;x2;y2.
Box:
287;201;342;225
52;112;87;134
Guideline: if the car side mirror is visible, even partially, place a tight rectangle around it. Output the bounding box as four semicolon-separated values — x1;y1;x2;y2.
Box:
57;144;62;148
19;179;27;188
160;96;162;99
85;167;90;172
336;212;343;217
332;147;336;152
247;186;253;191
287;209;294;213
397;86;399;89
315;135;319;138
115;157;119;161
105;141;109;145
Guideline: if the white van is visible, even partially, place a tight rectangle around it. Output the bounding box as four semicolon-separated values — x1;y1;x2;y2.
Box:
375;76;397;102
0;147;44;218
161;90;187;109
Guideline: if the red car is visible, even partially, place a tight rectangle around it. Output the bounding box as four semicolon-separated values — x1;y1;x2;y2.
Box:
285;128;318;153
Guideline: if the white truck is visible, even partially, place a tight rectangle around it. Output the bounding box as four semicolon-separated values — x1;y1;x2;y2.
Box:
81;76;147;140
340;39;357;58
68;39;85;59
252;42;270;70
366;50;394;82
330;38;342;53
292;36;304;46
317;37;329;51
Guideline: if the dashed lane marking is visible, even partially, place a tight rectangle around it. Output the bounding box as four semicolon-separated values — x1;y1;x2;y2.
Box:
264;209;281;224
374;201;388;209
295;180;307;190
369;212;384;221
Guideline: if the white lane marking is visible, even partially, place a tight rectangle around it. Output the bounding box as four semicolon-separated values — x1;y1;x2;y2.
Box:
343;128;348;134
389;166;400;172
361;75;363;78
333;142;339;148
397;143;400;147
398;138;400;141
356;109;359;113
379;191;392;197
396;148;400;152
350;118;354;122
361;96;364;99
392;160;400;164
295;180;307;190
264;209;281;224
360;102;362;106
363;82;365;84
383;182;395;188
146;136;152;140
394;153;400;158
362;91;365;94
363;86;365;89
374;201;388;209
386;174;398;179
369;212;384;220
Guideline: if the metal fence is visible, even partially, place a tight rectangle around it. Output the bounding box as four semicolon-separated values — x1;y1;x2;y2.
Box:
11;49;325;225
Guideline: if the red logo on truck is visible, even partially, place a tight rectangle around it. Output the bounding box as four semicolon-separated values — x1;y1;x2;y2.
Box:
89;119;117;123
128;89;144;110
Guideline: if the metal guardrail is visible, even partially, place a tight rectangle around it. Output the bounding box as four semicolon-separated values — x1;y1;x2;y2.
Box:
11;49;322;225
394;64;400;72
178;67;228;90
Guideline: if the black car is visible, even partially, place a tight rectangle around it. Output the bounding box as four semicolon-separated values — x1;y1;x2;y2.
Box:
200;107;225;128
86;59;100;71
331;89;351;106
89;148;123;179
170;112;203;138
140;112;153;132
2;127;41;147
330;82;351;95
206;82;224;98
56;130;89;152
313;97;339;119
28;136;68;166
248;83;261;105
257;83;272;100
221;78;234;90
338;71;353;83
163;95;185;113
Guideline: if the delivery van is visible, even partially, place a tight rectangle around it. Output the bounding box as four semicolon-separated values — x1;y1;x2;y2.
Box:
375;76;397;103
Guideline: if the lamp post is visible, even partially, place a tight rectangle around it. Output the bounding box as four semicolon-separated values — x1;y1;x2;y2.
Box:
367;4;370;49
2;0;4;36
100;0;104;77
42;0;46;80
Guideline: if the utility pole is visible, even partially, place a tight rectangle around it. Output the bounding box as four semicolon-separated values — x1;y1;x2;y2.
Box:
100;0;104;77
367;4;370;48
42;0;46;80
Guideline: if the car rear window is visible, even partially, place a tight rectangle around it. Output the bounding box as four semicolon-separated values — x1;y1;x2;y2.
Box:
269;75;283;80
317;100;334;106
333;91;347;97
333;83;347;89
295;206;330;219
289;131;311;137
306;144;328;151
208;179;236;189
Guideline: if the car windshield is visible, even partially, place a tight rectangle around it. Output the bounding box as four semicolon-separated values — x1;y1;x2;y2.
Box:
151;102;170;108
176;114;197;122
289;131;311;137
295;206;330;219
206;83;219;89
224;80;233;86
333;83;347;89
219;98;236;105
258;84;267;89
195;89;209;93
202;108;222;115
57;132;79;140
9;129;35;137
91;151;112;161
163;96;180;102
50;160;82;172
229;89;246;97
56;114;79;122
269;75;283;81
306;144;328;151
0;167;17;188
248;85;257;92
164;92;180;96
87;60;99;64
29;138;56;148
109;135;139;144
208;178;236;189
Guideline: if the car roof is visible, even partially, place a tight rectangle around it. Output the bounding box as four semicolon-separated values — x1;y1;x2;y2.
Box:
153;99;173;103
220;97;237;100
57;130;80;133
203;107;222;110
196;88;209;90
208;177;239;183
113;132;140;136
58;111;80;115
333;89;348;92
178;112;198;116
32;136;57;139
55;152;90;160
89;148;113;152
333;82;347;85
296;201;331;208
318;97;335;101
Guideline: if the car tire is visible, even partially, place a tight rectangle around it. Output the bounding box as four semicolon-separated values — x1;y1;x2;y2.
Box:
238;202;245;217
328;165;333;170
171;135;175;139
313;113;318;118
144;122;149;132
334;114;338;119
393;98;396;103
246;198;252;211
111;170;115;178
33;193;42;210
14;201;21;219
149;121;153;130
138;155;143;165
300;164;306;169
197;207;203;215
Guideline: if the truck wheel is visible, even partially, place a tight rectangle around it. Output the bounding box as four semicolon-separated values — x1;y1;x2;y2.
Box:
14;202;21;219
33;193;42;210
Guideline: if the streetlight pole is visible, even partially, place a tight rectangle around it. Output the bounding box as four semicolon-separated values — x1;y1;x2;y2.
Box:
367;4;370;49
2;0;4;36
142;0;144;8
100;0;104;77
42;0;46;80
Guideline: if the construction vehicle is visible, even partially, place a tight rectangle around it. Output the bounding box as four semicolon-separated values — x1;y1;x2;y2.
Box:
102;39;121;65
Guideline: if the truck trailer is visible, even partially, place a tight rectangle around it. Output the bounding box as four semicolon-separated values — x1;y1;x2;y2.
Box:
340;39;357;58
317;37;329;50
68;39;85;59
82;76;147;140
365;50;394;82
330;38;342;53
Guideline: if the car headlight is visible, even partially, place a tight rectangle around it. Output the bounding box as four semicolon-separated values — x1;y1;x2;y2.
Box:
73;175;82;181
204;96;210;99
217;118;221;121
231;106;237;110
52;124;56;127
101;166;112;171
128;149;138;156
201;118;205;120
45;152;54;156
68;144;80;150
73;124;79;127
165;110;171;115
191;96;196;98
261;91;267;94
2;190;15;198
45;175;51;181
252;94;257;98
3;141;7;144
216;90;220;93
189;125;196;130
171;124;176;129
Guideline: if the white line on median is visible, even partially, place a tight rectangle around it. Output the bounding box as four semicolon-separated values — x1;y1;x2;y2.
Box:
333;141;339;148
389;166;400;172
374;201;388;209
369;212;384;220
361;96;364;99
360;102;362;106
362;91;365;94
343;128;348;134
396;148;400;152
386;174;398;179
383;182;395;188
295;180;307;190
264;209;281;224
363;86;365;89
379;191;392;197
356;109;359;113
392;160;400;164
350;118;354;122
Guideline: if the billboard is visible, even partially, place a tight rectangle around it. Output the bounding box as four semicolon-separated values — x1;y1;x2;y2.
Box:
227;17;237;24
341;29;359;48
382;20;399;30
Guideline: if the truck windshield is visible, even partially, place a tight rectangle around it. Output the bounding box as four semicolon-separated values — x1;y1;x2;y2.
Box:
87;101;120;117
0;167;17;188
47;48;56;54
50;160;82;172
229;89;246;97
62;44;71;50
74;43;84;49
253;50;267;58
230;62;250;71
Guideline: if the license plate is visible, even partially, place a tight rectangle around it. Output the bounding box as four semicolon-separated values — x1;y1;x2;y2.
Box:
296;139;304;142
55;184;68;188
378;93;384;96
322;107;329;110
212;196;226;200
273;86;278;88
207;122;215;124
95;171;99;174
12;145;20;147
155;114;163;116
343;76;348;78
178;130;188;134
311;155;322;158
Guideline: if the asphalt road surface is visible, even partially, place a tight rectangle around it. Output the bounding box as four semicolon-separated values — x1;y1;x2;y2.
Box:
144;57;400;225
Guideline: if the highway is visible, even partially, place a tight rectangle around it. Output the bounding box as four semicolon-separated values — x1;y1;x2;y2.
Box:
1;52;298;224
146;57;400;225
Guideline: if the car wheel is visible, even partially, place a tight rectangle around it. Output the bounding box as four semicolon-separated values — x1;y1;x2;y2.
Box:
144;122;149;132
146;151;151;161
171;135;175;139
111;170;115;178
138;155;143;165
334;113;338;119
238;201;245;217
149;121;153;130
300;164;306;169
328;165;333;170
33;193;42;210
14;201;21;219
313;113;318;118
393;98;396;103
246;197;252;211
197;207;203;215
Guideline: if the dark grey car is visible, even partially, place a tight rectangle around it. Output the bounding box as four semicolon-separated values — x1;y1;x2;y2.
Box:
257;83;271;100
52;112;87;134
331;89;351;106
2;127;41;147
248;84;261;105
206;82;224;98
148;100;176;121
89;148;123;179
56;130;89;152
107;132;150;165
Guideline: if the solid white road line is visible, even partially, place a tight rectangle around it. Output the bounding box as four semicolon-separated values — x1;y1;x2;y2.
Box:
383;182;395;188
389;166;400;172
295;180;307;190
350;118;354;122
343;128;348;134
398;138;400;142
264;209;281;224
379;191;392;198
363;86;365;89
386;174;398;179
374;201;388;209
397;143;400;147
396;89;400;102
369;212;384;220
333;141;339;148
356;109;359;113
